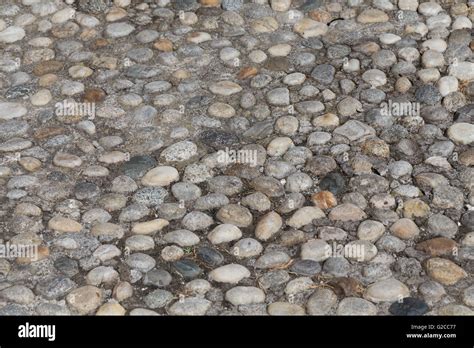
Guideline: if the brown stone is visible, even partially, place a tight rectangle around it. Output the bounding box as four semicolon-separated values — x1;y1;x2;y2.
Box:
309;9;332;23
328;277;365;298
353;42;380;55
459;148;474;166
237;66;258;80
311;191;337;209
416;238;458;256
80;28;98;41
173;69;190;80
33;60;64;76
51;22;78;38
390;218;419;240
34;127;66;140
92;56;117;70
19;157;42;172
91;38;109;49
83;88;106;103
153;38;173;52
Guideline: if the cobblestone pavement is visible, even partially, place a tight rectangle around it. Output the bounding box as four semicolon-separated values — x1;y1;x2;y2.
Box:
0;0;473;316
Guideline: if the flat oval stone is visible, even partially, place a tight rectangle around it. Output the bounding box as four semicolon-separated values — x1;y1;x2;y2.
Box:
144;269;173;287
337;297;377;315
225;286;265;306
167;297;211;315
120;155;156;179
196;246;224;267
207;224;242;244
208;264;250;284
364;278;410;303
290;259;322;276
268;302;305;315
0;26;25;43
163;230;199;247
142;166;179;187
425;258;467;285
209;81;242;96
106;22;135;38
0;102;27;120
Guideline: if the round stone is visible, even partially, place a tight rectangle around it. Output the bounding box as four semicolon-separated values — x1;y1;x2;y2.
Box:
364;278;410;303
142;166;179;186
66;286;103;314
447;123;474;145
207;224;242;244
425;258;467;285
208;264;250;284
225;286;265;306
337;297;377;315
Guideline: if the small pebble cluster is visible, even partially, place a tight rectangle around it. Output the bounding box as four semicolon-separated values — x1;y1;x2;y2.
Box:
0;0;473;316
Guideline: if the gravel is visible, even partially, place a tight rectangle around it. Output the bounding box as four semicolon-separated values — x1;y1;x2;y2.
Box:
0;0;472;317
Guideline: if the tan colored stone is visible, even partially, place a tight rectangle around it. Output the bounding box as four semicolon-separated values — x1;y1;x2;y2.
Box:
132;219;169;235
255;211;282;241
287;206;325;228
403;198;430;218
268;302;305;315
329;203;367;222
91;223;124;240
66;286;103;315
96;302;126;315
357;9;389;23
53;152;82;168
153;38;173;52
312;113;339;128
48;216;82;233
425;258;467;285
293;18;328;38
390;218;420;240
19;157;41;172
142;166;179;187
361;139;390;158
251;17;279;33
